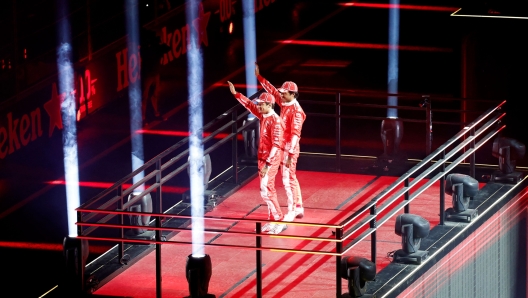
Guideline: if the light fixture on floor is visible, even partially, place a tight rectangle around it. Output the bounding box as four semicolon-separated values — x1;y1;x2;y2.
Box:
183;154;217;207
61;236;89;296
340;256;376;297
392;214;430;264
127;193;153;238
491;137;525;184
444;174;479;222
376;117;405;171
185;254;215;298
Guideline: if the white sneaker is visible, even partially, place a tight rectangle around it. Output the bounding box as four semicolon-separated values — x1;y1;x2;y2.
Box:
261;223;273;233
295;206;304;219
283;211;295;222
267;223;287;234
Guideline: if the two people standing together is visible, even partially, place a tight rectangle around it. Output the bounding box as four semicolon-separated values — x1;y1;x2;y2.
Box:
228;63;306;234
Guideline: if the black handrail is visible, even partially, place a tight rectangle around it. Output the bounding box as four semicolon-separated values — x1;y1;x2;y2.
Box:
304;93;504;160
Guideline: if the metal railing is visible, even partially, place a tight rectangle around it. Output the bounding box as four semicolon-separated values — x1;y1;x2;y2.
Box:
74;94;506;298
300;90;501;171
77;90;265;264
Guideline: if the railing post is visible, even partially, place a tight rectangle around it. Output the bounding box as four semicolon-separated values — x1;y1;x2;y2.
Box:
370;205;377;264
77;210;82;237
404;178;410;214
470;127;475;178
336;92;341;173
423;95;432;156
232;110;239;184
256;222;262;298
335;227;343;297
440;149;446;225
77;208;84;293
118;185;124;262
156;160;162;213
155;160;162;298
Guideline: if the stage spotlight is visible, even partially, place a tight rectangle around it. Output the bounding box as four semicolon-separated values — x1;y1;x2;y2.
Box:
187;154;212;190
376;118;405;170
61;236;89;296
392;214;430;264
340;256;376;297
491;137;526;184
185;254;215;298
183;154;217;207
126;193;154;239
444;174;479;222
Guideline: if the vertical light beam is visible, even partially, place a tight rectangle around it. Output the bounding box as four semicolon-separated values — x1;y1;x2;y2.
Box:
57;0;80;236
187;0;205;257
125;0;145;191
242;0;257;119
387;0;400;118
242;0;257;96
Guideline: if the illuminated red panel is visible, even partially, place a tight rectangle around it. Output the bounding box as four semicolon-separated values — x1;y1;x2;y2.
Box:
138;130;190;137
0;241;109;253
280;40;452;52
339;2;459;12
212;82;260;89
0;241;62;251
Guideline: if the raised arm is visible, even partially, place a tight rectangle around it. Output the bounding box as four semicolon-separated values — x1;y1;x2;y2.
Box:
228;81;260;117
255;63;282;108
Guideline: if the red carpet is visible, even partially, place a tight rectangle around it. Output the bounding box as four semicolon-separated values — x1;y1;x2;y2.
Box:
94;171;478;298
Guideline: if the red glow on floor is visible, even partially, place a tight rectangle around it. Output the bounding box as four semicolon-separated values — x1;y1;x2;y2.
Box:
48;180;188;193
280;40;452;52
339;2;459;12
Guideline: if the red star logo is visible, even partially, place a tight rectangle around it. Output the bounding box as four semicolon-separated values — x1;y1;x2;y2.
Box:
44;83;63;137
192;3;211;47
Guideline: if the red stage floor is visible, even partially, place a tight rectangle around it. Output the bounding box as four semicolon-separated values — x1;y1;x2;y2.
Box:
93;171;478;298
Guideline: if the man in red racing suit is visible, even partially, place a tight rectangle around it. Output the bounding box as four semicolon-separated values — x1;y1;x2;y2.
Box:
228;81;287;234
255;63;306;221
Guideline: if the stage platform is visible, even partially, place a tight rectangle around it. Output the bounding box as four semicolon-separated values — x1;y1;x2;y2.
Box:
74;168;516;298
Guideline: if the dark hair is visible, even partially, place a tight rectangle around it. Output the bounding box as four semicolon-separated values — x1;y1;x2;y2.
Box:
290;91;299;99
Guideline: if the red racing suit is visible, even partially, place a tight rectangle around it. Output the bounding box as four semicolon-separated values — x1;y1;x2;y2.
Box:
257;75;306;213
235;92;285;220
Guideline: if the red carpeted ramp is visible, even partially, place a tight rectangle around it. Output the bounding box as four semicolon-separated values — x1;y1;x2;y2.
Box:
93;171;470;298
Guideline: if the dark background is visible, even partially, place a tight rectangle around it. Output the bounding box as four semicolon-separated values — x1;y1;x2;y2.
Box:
1;0;528;296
